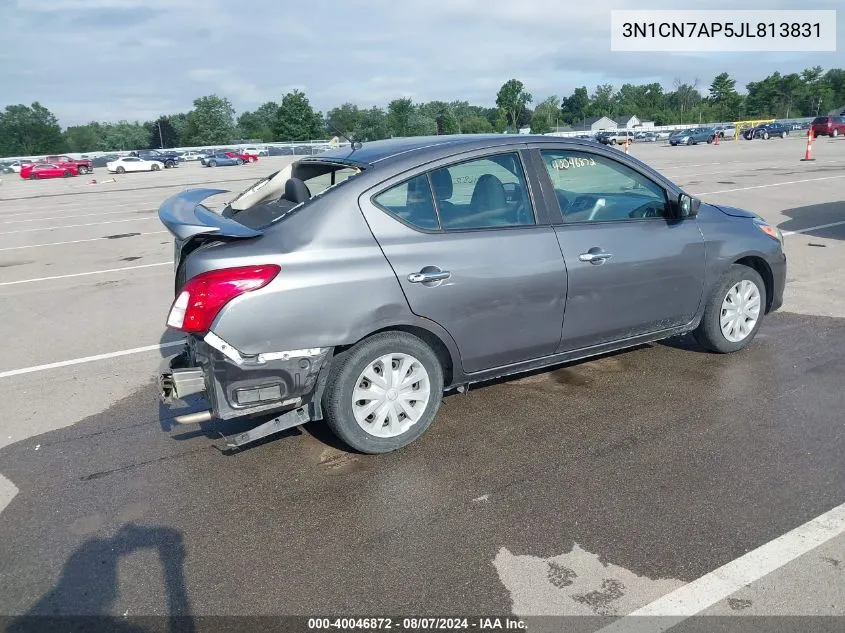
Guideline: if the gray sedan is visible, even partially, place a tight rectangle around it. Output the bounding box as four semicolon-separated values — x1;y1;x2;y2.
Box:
158;134;786;453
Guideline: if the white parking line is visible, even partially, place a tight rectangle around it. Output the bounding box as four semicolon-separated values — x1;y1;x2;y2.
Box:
0;262;172;286
782;220;845;237
0;230;168;251
0;217;155;235
0;340;185;380
695;174;845;195
596;502;845;632
1;209;153;224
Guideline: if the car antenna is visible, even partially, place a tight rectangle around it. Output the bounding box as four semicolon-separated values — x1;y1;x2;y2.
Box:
328;124;362;151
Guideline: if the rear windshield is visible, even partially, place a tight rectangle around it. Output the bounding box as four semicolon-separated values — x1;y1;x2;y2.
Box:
812;117;829;124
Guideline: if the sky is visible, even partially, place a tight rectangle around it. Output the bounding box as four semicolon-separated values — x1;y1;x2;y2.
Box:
0;0;841;126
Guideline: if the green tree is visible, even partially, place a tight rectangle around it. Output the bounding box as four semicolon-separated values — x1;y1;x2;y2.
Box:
64;122;106;153
353;107;389;141
185;94;236;146
531;95;559;133
561;87;589;126
387;97;415;136
589;84;614;117
148;116;180;149
274;90;322;141
461;115;493;134
0;102;66;156
325;103;362;137
169;113;189;145
708;73;741;120
237;101;278;141
495;79;532;132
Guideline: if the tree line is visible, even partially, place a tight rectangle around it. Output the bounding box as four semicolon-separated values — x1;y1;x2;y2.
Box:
1;67;843;157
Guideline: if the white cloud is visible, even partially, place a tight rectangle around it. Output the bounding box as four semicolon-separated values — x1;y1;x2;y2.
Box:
0;0;842;124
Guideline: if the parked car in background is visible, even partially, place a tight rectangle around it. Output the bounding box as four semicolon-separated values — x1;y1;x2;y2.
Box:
200;152;242;167
179;151;205;162
669;128;716;145
1;160;32;173
810;115;845;137
242;146;269;157
43;155;93;175
225;150;257;163
636;132;659;142
714;125;736;139
107;156;165;173
597;130;634;145
744;122;789;140
20;162;78;179
158;134;785;454
130;149;179;168
91;154;120;168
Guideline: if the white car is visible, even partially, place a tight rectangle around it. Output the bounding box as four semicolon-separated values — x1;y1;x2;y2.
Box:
241;146;269;157
179;151;204;161
6;160;32;174
106;157;165;173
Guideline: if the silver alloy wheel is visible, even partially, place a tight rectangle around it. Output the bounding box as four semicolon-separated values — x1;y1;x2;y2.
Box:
352;352;431;438
720;279;762;343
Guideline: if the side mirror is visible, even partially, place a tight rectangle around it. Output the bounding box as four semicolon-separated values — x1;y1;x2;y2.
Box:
678;193;701;218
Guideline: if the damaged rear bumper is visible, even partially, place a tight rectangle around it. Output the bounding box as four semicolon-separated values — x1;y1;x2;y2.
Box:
159;334;333;445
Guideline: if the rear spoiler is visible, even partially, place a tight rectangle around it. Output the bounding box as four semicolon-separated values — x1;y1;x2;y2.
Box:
158;189;263;241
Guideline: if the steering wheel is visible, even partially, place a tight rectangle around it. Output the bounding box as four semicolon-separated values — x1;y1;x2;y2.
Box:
628;203;663;219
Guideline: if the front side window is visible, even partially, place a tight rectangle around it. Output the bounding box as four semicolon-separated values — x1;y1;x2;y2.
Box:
541;150;668;223
373;174;440;230
429;153;535;230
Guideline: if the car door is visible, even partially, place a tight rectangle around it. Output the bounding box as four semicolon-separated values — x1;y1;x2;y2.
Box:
534;145;706;352
359;149;568;374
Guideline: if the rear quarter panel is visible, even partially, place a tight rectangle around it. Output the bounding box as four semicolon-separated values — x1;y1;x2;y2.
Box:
188;193;418;357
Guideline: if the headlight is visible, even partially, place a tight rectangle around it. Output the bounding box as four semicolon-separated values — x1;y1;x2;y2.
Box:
753;217;783;243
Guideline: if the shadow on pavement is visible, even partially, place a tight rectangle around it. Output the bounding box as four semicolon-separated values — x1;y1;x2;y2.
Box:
5;524;195;633
778;201;845;241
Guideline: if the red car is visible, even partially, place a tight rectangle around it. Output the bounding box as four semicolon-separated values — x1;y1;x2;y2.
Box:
44;155;94;174
20;163;79;180
224;151;258;163
810;115;845;138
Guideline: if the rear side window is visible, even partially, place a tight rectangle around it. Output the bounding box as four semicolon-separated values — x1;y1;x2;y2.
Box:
429;153;535;230
373;174;440;230
812;117;829;124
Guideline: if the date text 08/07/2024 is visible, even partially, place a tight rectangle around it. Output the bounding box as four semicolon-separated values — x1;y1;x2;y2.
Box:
622;22;821;38
307;617;527;630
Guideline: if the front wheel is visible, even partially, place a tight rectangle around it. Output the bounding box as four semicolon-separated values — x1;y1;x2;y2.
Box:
78;166;88;175
763;132;770;140
63;170;72;178
833;129;840;137
686;138;693;145
237;158;244;165
116;166;126;174
694;265;766;353
322;332;444;454
151;163;161;171
208;160;217;167
29;173;37;180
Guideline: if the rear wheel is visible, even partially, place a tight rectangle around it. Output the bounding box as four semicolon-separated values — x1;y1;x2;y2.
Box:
833;129;840;137
151;163;161;171
694;264;766;353
322;332;444;454
237;158;244;165
29;173;37;180
686;137;693;145
763;132;770;140
78;166;88;175
116;166;126;174
63;170;71;178
208;160;217;167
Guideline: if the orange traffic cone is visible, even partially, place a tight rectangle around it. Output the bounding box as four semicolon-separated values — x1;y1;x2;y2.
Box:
624;137;630;154
801;128;815;162
714;132;720;146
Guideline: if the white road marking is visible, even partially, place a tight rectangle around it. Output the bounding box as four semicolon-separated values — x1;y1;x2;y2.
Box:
0;340;185;380
782;220;845;237
0;474;18;516
0;262;172;286
0;230;168;251
0;216;154;235
596;502;845;632
695;174;845;196
1;209;153;224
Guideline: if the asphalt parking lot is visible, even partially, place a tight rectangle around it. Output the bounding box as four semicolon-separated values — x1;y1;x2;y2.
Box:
1;138;844;631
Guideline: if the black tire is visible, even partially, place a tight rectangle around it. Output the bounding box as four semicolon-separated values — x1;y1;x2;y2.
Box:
29;173;36;180
116;166;125;174
781;132;786;138
693;264;767;354
151;163;161;171
322;331;444;454
78;166;88;175
208;160;216;167
686;137;693;145
833;129;840;137
763;132;770;140
63;170;71;178
707;136;713;144
237;158;244;165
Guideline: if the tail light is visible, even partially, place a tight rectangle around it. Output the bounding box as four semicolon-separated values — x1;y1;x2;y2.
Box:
166;265;280;333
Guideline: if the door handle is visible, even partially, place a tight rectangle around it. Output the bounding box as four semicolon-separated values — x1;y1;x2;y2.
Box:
579;251;613;264
408;270;451;283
